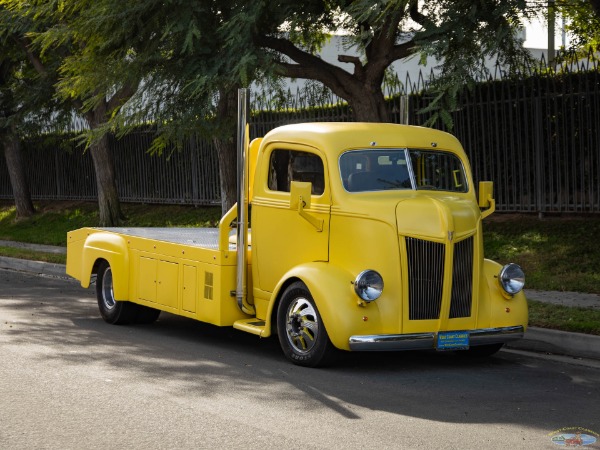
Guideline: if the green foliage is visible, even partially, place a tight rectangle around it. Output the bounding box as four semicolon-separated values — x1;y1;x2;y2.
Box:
528;300;600;335
1;0;541;141
0;5;68;138
556;0;600;55
483;216;600;295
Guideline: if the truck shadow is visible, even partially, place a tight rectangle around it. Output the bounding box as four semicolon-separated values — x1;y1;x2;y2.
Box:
2;272;598;435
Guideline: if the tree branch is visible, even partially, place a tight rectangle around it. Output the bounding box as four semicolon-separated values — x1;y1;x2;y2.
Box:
14;36;46;76
255;35;357;92
338;55;365;78
107;82;137;113
409;0;429;26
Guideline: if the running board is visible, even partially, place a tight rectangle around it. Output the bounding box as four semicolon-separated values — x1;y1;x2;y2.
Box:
233;318;266;336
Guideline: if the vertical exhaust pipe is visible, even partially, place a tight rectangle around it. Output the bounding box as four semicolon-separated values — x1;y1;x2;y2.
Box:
236;88;254;315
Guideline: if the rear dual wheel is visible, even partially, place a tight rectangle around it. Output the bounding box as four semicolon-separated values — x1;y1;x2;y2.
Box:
96;261;160;325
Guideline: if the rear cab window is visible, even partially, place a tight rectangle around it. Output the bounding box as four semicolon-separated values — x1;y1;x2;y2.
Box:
268;149;325;195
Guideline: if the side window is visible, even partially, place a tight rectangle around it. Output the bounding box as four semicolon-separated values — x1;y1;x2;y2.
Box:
268;150;325;195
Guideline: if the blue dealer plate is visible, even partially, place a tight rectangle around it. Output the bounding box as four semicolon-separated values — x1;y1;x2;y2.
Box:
436;331;470;351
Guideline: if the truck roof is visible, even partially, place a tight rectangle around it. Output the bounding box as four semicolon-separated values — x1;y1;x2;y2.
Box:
261;122;465;156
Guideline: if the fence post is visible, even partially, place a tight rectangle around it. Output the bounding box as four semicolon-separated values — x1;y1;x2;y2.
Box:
189;136;199;205
534;97;545;218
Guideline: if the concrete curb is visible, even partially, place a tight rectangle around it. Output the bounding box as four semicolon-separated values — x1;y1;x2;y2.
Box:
506;327;600;361
0;256;67;278
0;240;66;254
0;256;598;362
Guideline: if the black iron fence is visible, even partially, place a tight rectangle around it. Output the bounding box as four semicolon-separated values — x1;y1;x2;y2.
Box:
1;53;599;213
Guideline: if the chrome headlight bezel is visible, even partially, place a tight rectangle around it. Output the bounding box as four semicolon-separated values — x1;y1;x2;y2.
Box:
499;263;525;295
354;270;384;302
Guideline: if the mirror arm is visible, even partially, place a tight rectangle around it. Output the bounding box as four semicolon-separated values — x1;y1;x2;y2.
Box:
297;195;324;231
480;195;496;219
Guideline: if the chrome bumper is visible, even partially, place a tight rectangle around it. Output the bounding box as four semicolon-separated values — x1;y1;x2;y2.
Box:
348;325;524;351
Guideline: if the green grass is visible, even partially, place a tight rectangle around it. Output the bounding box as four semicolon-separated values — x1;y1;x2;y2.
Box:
0;246;66;264
0;201;222;246
483;215;600;295
528;300;600;335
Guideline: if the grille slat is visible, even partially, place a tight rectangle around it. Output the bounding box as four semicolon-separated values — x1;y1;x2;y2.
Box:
450;237;474;318
406;237;445;320
406;236;474;321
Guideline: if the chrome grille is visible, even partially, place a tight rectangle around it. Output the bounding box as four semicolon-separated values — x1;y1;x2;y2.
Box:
449;237;474;318
406;237;445;320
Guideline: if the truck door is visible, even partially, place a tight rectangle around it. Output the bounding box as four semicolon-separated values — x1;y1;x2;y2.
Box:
251;145;331;293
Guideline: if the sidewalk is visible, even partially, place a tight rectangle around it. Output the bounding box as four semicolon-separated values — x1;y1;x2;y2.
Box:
1;240;599;362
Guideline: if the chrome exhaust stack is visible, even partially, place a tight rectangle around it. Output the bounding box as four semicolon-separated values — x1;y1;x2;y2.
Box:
235;88;254;315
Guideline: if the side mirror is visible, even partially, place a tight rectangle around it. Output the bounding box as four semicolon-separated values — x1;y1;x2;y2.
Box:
290;181;312;210
478;181;495;219
478;181;493;208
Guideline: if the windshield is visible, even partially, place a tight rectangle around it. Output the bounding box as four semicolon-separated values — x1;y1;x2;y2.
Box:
340;149;468;193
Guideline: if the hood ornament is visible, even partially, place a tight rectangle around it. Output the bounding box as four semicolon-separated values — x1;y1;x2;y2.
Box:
448;231;454;241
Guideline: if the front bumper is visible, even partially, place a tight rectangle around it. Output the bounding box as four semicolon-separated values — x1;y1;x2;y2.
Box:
348;325;524;351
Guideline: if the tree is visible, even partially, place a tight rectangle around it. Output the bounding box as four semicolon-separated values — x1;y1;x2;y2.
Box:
2;0;142;226
57;0;245;215
0;43;35;218
0;6;64;218
217;0;534;124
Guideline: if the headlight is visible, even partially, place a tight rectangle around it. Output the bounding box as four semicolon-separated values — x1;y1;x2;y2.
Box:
354;270;384;302
499;263;525;295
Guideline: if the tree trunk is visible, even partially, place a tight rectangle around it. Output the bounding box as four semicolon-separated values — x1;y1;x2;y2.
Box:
347;85;390;122
85;104;124;227
89;133;124;226
214;88;238;215
3;133;35;219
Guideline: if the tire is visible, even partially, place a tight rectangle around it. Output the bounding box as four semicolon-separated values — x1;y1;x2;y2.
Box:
277;281;335;367
96;261;137;325
457;343;504;358
135;306;161;324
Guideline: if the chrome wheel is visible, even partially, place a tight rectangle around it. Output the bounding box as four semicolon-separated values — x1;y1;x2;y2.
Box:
277;281;335;367
100;266;116;310
96;260;134;325
285;297;319;354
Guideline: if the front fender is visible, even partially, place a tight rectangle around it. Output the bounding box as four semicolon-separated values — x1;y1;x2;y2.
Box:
481;259;528;330
81;232;130;300
265;262;386;351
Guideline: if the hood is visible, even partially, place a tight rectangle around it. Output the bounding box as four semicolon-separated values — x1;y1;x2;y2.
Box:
395;195;480;241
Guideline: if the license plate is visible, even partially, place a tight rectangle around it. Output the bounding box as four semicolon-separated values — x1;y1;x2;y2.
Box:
436;331;470;351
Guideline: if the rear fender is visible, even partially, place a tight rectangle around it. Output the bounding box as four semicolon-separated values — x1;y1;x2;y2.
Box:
81;232;129;300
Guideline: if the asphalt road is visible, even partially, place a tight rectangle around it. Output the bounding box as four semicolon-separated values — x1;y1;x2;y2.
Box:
1;269;599;450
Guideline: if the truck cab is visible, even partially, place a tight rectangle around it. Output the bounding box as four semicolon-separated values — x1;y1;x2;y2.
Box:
67;121;527;367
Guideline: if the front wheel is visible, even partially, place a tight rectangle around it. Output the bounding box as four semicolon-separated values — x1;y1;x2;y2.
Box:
277;282;335;367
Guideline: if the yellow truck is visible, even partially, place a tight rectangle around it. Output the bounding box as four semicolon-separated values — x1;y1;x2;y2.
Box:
67;94;527;367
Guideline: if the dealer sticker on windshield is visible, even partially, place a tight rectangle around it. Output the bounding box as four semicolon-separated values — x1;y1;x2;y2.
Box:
436;331;470;351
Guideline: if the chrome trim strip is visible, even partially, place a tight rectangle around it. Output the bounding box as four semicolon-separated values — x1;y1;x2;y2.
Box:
348;325;524;351
349;333;435;351
469;325;525;345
